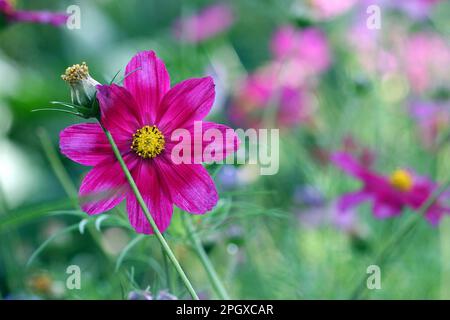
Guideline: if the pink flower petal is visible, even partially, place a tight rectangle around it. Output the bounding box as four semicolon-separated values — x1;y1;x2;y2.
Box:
156;157;218;214
60;123;112;166
124;51;171;124
157;77;215;132
127;160;173;234
96;84;142;143
331;151;366;178
173;4;234;43
79;156;137;215
372;200;402;219
165;121;240;163
337;191;371;212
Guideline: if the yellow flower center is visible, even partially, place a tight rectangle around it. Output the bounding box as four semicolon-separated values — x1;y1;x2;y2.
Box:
131;125;165;159
61;62;89;84
389;169;413;192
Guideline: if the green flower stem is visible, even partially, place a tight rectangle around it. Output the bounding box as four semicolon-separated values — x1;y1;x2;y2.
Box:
102;126;199;300
37;128;112;262
37;129;78;206
182;213;230;300
351;180;450;299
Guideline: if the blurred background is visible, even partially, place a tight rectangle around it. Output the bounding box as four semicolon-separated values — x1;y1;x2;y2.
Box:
1;0;450;299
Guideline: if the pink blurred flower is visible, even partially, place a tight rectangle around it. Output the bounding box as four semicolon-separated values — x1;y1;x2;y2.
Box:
229;65;313;128
309;0;357;20
332;151;450;225
173;3;234;43
401;33;450;94
229;26;330;129
0;0;67;26
60;51;239;234
410;100;450;149
346;19;400;77
271;26;331;78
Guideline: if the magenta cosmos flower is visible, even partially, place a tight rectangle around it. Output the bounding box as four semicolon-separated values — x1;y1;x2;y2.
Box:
173;3;234;43
0;0;67;26
332;151;450;225
60;51;239;234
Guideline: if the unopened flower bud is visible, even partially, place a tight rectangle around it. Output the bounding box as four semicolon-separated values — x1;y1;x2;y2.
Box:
61;62;100;109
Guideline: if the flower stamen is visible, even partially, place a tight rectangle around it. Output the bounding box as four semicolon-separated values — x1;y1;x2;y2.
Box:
131;125;165;159
61;62;90;84
389;169;413;192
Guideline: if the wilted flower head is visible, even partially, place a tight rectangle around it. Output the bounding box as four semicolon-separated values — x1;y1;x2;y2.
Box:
173;3;234;43
60;51;240;234
61;62;100;111
332;151;450;225
28;272;53;296
0;0;67;26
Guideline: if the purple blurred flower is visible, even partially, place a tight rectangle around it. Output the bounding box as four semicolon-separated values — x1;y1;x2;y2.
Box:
332;151;450;225
173;3;234;43
216;165;239;191
128;290;153;300
293;185;325;208
128;289;177;300
0;0;67;26
156;290;178;300
391;0;443;20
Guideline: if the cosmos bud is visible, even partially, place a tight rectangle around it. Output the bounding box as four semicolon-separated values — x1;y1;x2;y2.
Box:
61;62;100;110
